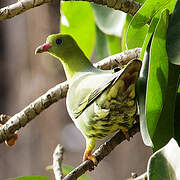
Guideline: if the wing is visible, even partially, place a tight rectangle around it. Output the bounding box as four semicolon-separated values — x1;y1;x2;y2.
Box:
73;59;142;119
73;74;117;118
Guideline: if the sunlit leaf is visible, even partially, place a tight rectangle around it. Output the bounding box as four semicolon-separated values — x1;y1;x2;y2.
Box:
145;9;169;150
147;138;180;180
126;0;173;49
107;35;121;55
61;2;95;58
140;0;177;59
138;9;170;148
121;15;132;51
140;15;160;60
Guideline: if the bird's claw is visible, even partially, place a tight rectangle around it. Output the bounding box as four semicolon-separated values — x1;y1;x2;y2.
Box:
5;134;18;146
0;114;19;146
83;151;98;166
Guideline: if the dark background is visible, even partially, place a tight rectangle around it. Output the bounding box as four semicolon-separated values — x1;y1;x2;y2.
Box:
0;1;151;179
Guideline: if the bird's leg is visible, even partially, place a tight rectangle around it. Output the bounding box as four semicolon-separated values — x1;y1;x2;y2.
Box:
83;138;98;165
122;130;130;141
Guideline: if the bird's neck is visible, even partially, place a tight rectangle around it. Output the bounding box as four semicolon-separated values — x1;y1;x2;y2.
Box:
60;51;95;81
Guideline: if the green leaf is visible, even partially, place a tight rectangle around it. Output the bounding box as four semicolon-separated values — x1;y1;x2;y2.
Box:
146;9;170;150
138;10;170;148
152;62;179;151
175;85;180;145
140;0;177;59
107;35;121;55
61;2;95;58
121;15;132;51
8;176;51;180
137;36;153;147
140;15;160;60
167;0;180;65
91;4;126;37
126;0;173;49
62;164;93;180
166;0;180;145
147;138;180;180
95;25;110;60
95;27;121;61
126;22;148;49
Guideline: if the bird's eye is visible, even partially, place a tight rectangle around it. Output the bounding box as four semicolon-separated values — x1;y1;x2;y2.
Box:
56;39;62;45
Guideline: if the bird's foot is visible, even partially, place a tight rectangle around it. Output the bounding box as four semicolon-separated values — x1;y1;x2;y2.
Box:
0;114;19;146
5;134;18;146
122;130;130;141
83;151;98;166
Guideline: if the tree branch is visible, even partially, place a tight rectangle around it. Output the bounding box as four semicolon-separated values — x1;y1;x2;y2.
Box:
0;0;141;21
94;48;141;70
63;122;140;180
0;81;69;143
65;0;141;16
0;0;52;21
53;144;64;180
0;48;141;144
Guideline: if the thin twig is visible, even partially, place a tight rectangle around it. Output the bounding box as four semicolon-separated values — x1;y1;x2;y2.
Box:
0;48;141;144
63;122;140;180
53;144;64;180
0;0;141;21
126;172;147;180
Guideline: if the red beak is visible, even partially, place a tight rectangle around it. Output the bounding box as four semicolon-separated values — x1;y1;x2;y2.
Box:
35;43;51;54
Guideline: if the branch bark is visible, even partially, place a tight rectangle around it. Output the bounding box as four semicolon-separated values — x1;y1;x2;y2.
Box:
53;144;64;180
126;172;147;180
64;0;141;16
0;48;141;144
0;0;52;21
63;122;140;180
0;0;141;21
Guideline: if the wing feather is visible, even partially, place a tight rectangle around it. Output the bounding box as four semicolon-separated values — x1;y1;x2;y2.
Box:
73;59;142;118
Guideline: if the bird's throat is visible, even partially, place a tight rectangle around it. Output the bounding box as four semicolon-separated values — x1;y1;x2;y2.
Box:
60;56;95;82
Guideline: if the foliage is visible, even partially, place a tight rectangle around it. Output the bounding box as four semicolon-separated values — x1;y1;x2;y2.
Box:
60;0;180;178
2;0;180;179
147;138;180;179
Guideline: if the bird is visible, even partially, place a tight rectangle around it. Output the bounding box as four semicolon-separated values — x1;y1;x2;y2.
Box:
35;33;141;165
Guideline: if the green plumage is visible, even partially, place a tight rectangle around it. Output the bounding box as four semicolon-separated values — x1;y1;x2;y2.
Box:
35;33;142;163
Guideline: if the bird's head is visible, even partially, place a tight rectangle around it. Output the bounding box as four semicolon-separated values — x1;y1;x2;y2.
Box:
35;33;80;61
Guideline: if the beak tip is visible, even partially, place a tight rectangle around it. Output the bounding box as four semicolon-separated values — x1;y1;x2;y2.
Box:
35;50;39;55
35;46;43;55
